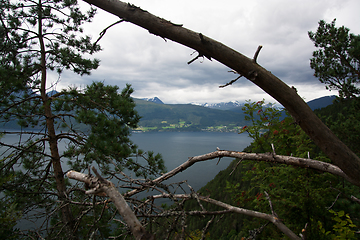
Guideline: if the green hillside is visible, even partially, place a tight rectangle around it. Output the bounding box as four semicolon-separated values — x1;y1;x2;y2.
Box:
133;99;247;132
1;96;337;133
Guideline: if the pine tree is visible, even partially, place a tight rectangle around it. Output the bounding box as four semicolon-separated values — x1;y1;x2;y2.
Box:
308;19;360;98
0;0;165;238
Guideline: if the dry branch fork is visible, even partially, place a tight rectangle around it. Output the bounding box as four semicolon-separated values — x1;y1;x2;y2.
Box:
67;167;154;240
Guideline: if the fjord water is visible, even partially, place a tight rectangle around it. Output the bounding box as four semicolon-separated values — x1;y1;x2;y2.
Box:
2;131;251;230
1;131;251;190
130;132;251;191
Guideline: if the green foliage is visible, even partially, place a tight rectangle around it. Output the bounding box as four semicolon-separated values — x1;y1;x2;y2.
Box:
173;229;210;239
318;210;357;240
315;97;360;156
0;156;21;240
239;99;319;157
0;197;21;239
309;19;360;98
233;100;359;238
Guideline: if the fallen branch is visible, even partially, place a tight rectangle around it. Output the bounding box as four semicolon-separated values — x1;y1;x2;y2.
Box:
67;167;154;240
125;150;357;198
151;193;301;240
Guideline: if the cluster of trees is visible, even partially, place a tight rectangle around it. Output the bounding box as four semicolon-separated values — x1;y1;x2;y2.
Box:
0;0;359;239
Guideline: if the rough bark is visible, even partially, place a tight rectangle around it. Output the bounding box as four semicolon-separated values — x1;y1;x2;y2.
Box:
80;0;360;185
67;168;155;240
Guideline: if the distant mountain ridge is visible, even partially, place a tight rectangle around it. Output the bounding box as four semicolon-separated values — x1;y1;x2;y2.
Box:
191;101;244;110
141;96;336;111
2;93;337;132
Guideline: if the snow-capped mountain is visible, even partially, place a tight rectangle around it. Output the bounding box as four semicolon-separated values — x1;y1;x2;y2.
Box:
142;97;164;104
191;101;244;110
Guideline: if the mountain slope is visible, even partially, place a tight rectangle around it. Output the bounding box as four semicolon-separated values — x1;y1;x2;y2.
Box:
141;97;164;104
306;95;336;110
133;98;247;131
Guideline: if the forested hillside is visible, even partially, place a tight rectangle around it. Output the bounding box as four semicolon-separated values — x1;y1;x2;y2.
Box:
133;98;247;132
182;98;360;239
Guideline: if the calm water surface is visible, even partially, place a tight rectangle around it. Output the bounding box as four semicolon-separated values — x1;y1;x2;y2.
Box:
130;132;251;190
1;131;251;190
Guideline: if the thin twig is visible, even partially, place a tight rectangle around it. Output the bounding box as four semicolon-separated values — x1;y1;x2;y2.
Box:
186;182;206;212
271;143;276;155
264;191;278;218
230;157;243;176
219;75;242;88
92;19;125;52
327;192;341;210
201;215;214;240
187;51;203;64
253;45;263;63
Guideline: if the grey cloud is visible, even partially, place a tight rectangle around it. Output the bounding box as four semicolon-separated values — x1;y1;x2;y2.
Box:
53;0;359;104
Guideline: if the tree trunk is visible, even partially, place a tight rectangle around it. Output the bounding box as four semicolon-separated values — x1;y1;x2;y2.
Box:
38;0;76;237
80;0;360;185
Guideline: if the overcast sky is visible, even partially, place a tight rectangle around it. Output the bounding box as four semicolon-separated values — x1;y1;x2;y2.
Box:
52;0;360;105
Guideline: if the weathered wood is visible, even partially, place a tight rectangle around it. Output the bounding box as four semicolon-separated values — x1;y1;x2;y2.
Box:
124;150;358;199
67;170;155;240
152;193;301;240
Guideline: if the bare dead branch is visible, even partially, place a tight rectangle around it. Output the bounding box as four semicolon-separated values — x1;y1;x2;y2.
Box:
67;169;155;240
125;150;357;198
201;215;214;240
271;143;276;155
93;19;125;50
219;74;242;88
230;157;243;176
187;51;204;64
327;192;341;210
152;193;301;240
264;191;278;218
351;195;360;204
186;181;206;212
248;223;269;239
